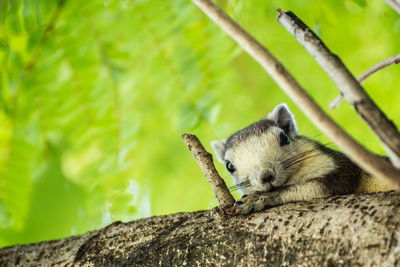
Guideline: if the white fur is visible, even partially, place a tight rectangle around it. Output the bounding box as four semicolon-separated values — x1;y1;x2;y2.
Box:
224;126;336;195
279;180;328;203
225;126;285;194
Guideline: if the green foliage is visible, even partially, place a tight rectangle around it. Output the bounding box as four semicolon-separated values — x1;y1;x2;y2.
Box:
0;0;399;247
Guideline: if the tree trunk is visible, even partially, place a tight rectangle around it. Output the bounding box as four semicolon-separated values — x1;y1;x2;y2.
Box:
1;191;399;266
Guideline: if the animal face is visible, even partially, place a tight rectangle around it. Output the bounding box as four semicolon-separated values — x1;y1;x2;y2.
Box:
212;104;337;195
224;126;297;194
212;103;300;194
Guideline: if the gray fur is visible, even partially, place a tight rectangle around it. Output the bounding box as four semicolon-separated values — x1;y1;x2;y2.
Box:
211;103;362;215
211;139;226;164
267;103;297;138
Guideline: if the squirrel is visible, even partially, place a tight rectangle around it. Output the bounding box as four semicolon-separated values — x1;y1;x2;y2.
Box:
211;103;393;214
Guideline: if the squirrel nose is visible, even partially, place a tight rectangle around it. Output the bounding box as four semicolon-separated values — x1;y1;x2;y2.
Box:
261;174;274;184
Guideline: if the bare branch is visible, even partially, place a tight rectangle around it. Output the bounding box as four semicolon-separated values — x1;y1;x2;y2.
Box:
330;54;400;109
386;0;400;14
182;133;235;208
347;0;400;114
358;54;400;83
277;10;400;168
329;93;344;109
191;0;400;188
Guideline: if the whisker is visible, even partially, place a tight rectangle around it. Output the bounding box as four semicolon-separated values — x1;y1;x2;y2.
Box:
282;150;316;164
228;185;237;190
230;180;251;191
281;149;315;166
229;187;239;192
280;151;302;163
283;153;322;169
236;182;251;188
281;152;305;165
284;153;320;167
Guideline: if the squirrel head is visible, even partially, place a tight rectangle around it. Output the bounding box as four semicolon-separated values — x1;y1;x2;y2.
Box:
211;104;300;195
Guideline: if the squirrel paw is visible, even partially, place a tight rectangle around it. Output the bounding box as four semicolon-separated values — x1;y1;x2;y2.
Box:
234;193;264;215
234;192;281;215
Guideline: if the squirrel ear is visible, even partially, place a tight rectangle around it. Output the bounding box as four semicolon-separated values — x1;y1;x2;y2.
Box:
211;139;227;164
267;103;297;137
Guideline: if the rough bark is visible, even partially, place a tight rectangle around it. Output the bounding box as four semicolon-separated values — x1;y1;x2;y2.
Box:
1;191;399;266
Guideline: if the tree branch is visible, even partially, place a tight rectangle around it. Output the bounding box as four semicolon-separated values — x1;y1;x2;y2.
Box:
277;9;400;168
191;0;400;188
182;133;235;209
328;93;345;109
330;54;400;109
358;54;400;83
1;191;399;266
386;0;400;14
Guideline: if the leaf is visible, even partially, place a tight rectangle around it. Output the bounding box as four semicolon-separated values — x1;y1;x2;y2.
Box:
8;0;22;33
177;103;200;130
0;200;13;229
350;0;367;8
1;122;36;230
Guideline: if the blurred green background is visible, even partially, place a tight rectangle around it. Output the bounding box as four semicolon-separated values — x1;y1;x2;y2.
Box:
0;0;399;247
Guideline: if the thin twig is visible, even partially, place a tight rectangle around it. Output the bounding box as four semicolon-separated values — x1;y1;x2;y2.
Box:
277;10;400;168
358;54;400;83
386;0;400;14
182;134;235;208
330;54;400;109
329;93;344;109
191;0;400;188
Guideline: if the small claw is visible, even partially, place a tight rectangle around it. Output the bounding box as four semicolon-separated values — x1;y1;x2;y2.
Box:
235;202;253;215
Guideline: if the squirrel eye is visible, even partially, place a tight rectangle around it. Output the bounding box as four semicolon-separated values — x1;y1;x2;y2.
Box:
225;160;236;173
280;131;290;146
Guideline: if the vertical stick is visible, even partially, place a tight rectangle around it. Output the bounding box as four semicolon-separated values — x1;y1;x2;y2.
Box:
182;133;235;208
